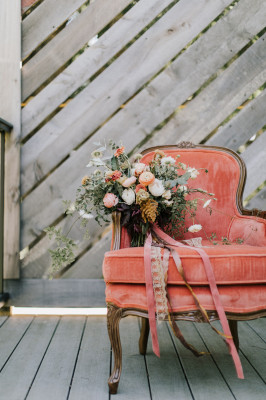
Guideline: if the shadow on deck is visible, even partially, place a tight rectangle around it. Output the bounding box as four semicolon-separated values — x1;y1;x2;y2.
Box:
0;314;265;400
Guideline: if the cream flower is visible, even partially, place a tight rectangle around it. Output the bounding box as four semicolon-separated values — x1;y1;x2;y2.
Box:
163;199;173;206
134;163;146;175
203;199;212;208
161;156;176;166
188;224;202;233
178;185;188;192
148;179;165;197
162;190;171;200
187;167;199;179
79;210;94;219
122;189;135;205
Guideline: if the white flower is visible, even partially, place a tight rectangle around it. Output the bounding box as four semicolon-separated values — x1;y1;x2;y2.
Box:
162;190;171;200
134;163;146;175
86;158;105;167
179;162;186;170
68;203;76;213
188;224;202;233
79;210;94;219
164;199;173;206
161;156;176;166
148;179;165;197
187;167;199;179
178;185;187;192
203;199;212;208
122;189;135;205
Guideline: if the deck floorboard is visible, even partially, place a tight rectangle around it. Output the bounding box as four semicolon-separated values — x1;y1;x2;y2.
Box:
0;316;265;399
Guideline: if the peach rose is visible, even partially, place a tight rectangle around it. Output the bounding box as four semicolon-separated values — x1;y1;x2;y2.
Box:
105;170;122;182
103;193;119;208
122;176;137;187
139;171;155;186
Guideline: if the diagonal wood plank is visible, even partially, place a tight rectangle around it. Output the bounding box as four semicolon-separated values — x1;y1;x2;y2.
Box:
68;317;110;400
169;321;235;400
22;0;132;100
21;0;173;137
26;316;86;400
21;0;233;196
0;316;33;370
22;0;86;59
196;321;266;399
242;132;266;199
146;322;193;400
146;33;266;149
246;186;266;212
0;317;59;399
247;318;266;342
20;35;266;247
206;89;266;150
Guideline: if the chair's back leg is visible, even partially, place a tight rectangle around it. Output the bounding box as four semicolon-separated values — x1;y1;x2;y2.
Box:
107;304;123;394
139;317;150;355
229;320;239;351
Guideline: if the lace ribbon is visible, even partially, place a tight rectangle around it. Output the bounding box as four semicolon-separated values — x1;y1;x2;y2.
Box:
144;226;244;379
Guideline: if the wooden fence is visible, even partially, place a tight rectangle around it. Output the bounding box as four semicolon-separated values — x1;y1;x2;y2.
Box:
19;0;266;279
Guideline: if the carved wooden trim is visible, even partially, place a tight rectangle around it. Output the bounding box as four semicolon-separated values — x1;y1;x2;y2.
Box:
107;303;123;394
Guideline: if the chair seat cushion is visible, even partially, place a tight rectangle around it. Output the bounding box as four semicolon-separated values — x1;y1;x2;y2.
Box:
103;243;266;285
105;283;266;313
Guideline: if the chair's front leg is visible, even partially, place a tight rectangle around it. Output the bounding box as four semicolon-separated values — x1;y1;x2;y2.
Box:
228;320;239;351
139;317;150;355
107;303;123;394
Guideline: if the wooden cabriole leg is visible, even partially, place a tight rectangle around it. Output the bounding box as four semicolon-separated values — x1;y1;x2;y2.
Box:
107;304;123;394
229;320;239;351
139;317;150;355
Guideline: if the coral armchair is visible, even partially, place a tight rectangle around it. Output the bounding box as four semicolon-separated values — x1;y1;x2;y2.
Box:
102;143;266;394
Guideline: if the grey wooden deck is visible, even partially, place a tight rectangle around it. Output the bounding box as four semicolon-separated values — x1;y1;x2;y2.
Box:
0;315;265;400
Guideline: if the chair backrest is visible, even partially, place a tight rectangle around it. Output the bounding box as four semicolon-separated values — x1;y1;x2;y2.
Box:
140;144;246;241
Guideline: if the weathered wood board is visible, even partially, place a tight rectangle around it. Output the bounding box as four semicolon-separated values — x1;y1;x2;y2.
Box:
18;0;266;279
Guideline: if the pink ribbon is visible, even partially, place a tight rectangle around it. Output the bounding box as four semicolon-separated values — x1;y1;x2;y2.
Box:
144;226;244;379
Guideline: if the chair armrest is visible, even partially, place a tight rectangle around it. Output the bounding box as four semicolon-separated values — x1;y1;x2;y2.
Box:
242;208;266;220
228;211;266;246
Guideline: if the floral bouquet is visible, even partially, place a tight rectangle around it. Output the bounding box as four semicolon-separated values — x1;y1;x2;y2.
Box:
74;141;214;247
45;141;216;276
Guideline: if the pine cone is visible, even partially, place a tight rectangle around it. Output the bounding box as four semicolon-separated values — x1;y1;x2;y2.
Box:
141;199;158;223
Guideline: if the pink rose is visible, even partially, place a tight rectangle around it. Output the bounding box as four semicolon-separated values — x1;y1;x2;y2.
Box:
103;193;119;208
122;176;137;187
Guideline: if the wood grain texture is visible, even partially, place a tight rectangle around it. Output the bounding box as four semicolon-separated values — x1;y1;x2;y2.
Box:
146;322;193;400
246;186;266;211
146;33;266;148
68;317;110;400
196;321;266;398
22;0;86;59
21;0;173;137
206;89;266;150
242;132;266;199
0;0;21;278
21;35;266;247
22;0;132;100
0;316;33;370
0;317;59;399
169;321;235;399
26;316;86;400
21;0;232;196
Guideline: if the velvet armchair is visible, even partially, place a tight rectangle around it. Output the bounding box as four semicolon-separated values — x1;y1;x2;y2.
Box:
102;143;266;394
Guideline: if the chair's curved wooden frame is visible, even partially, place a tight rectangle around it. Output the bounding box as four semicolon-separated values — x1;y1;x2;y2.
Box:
106;143;266;394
